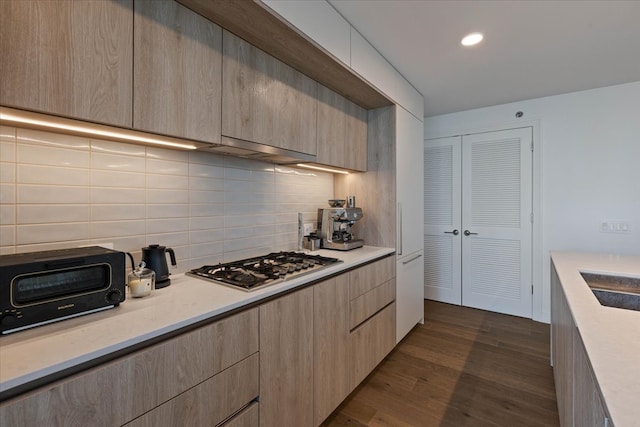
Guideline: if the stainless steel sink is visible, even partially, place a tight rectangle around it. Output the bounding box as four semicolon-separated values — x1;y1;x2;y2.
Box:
580;272;640;312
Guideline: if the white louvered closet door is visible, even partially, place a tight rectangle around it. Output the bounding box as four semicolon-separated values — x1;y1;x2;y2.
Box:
461;128;532;317
423;137;462;304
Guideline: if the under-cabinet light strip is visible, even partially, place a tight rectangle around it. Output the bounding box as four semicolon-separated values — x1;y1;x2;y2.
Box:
0;107;198;150
296;163;350;175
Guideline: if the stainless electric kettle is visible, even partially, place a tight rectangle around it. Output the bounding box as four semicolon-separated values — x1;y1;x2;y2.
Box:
141;244;176;288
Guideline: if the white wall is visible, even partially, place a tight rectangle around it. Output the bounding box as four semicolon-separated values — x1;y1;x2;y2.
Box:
423;81;640;322
0;126;333;270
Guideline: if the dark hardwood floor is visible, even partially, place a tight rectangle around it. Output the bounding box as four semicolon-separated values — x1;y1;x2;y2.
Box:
324;300;560;427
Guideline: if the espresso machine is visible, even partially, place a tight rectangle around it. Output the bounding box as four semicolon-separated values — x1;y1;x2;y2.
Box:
317;199;364;251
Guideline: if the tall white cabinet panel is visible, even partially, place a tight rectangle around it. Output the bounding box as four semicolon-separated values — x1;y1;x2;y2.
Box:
396;107;424;257
262;0;351;66
461;128;533;317
423;136;462;304
395;106;425;343
423;128;533;318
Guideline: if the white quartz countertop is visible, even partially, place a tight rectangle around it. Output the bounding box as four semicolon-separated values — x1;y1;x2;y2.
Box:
550;251;640;427
0;246;395;397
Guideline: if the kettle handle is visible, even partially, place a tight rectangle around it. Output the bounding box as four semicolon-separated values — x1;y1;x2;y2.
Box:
126;252;136;271
166;247;177;266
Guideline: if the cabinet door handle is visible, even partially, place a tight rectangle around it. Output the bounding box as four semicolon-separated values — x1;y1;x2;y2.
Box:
464;230;478;236
444;229;459;236
397;202;403;256
402;254;422;265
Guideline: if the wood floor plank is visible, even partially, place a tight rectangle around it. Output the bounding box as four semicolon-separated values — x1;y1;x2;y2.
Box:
323;300;560;427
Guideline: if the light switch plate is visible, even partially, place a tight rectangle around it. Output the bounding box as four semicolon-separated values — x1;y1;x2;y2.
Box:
600;220;630;233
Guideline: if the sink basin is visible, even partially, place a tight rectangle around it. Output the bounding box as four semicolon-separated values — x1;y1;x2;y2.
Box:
580;272;640;312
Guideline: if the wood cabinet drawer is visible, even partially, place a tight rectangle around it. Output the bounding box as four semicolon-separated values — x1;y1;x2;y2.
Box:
349;278;395;329
349;256;395;300
221;401;259;427
0;308;258;427
349;301;396;391
125;353;259;427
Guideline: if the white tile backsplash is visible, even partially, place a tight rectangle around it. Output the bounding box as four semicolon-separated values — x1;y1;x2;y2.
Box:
17;205;89;224
146;204;190;219
0;183;16;204
190;203;224;218
17;143;90;168
18;164;89;186
91;151;146;172
0;162;15;183
189;162;225;179
91;204;146;221
0;127;334;270
91;187;145;204
91;169;145;188
1;225;15;247
18;185;89;204
91;139;146;157
147;173;189;190
17;128;90;150
146;158;189;176
17;223;90;245
0;205;15;225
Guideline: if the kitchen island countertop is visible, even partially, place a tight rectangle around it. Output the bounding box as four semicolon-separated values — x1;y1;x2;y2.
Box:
0;246;395;398
551;251;640;427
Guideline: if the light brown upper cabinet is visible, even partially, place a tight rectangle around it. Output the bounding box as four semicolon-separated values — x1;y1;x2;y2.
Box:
222;30;317;156
317;85;367;171
133;1;222;144
0;0;133;128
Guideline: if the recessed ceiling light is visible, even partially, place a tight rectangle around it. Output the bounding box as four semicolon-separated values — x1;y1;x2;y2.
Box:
461;32;483;47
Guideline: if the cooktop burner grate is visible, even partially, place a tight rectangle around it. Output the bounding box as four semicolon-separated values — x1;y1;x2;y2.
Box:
186;251;341;291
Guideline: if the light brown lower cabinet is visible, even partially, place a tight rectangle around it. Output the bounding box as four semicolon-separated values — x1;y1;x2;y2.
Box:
0;309;259;427
573;330;610;427
314;274;350;425
1;258;399;427
259;258;396;426
551;262;613;427
349;301;396;390
124;353;258;427
222;402;259;427
259;287;314;427
551;264;574;427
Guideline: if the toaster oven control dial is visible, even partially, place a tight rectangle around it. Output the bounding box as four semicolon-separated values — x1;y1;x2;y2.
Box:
106;289;124;304
1;311;21;327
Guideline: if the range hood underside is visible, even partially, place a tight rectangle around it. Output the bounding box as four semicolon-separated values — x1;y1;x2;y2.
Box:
199;135;316;165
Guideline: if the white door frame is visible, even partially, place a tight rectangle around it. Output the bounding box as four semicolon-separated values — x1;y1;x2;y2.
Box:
424;119;543;322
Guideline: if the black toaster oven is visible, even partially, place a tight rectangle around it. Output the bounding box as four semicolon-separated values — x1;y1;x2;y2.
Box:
0;246;126;334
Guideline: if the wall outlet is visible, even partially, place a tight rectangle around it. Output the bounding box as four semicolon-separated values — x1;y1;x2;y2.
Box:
600;220;630;233
303;222;315;236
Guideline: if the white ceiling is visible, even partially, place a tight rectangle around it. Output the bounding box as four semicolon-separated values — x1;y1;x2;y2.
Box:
329;0;640;117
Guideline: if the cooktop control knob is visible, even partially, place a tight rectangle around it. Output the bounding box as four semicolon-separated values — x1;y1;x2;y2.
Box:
106;289;124;304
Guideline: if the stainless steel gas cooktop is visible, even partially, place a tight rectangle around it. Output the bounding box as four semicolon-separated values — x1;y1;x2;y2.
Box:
186;251;341;291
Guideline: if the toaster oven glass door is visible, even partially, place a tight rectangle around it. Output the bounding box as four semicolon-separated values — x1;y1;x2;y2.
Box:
13;264;111;305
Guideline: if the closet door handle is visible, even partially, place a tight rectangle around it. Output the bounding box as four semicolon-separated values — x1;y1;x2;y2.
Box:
464;230;478;236
444;229;459;236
